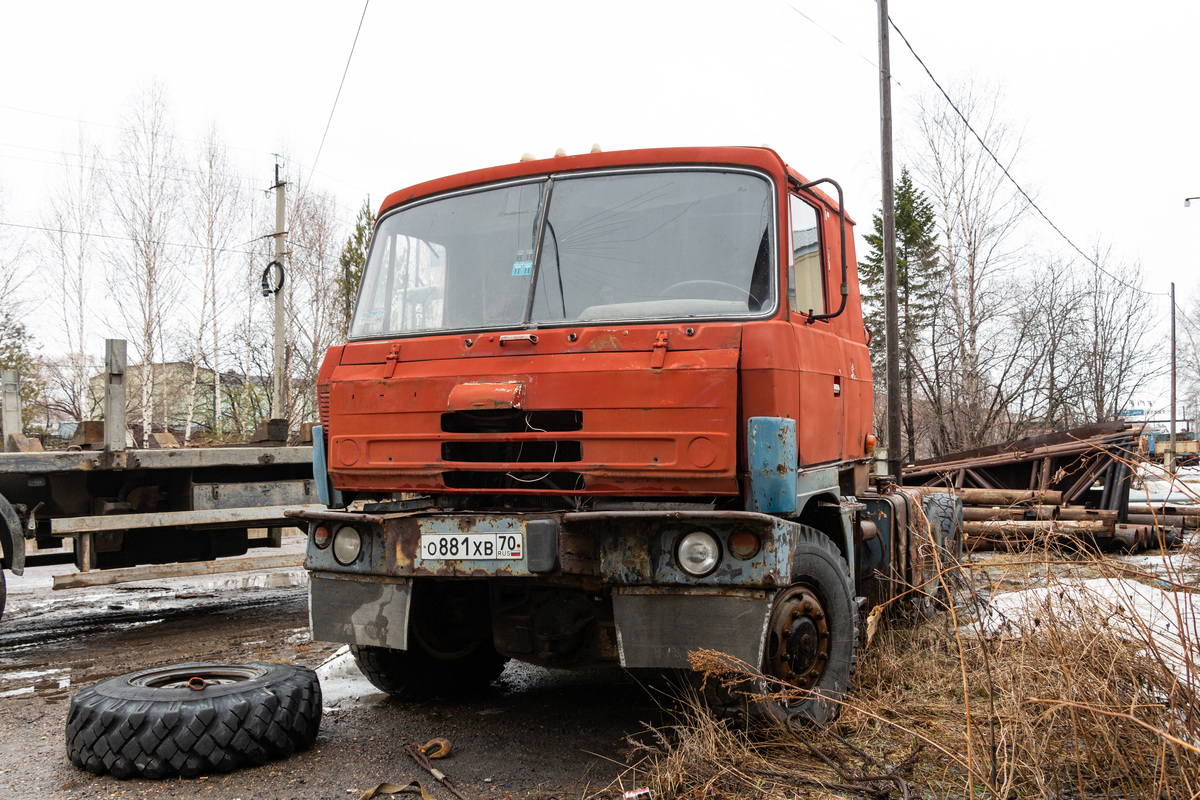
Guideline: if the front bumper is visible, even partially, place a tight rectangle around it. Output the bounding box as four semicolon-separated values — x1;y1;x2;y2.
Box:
296;507;797;668
299;508;796;586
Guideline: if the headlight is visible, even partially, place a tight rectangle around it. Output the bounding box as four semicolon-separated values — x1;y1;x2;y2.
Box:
676;530;721;577
332;526;362;565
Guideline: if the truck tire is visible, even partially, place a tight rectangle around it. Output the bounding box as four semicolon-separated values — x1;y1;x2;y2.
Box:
0;569;5;622
351;642;507;700
352;579;507;699
761;525;858;728
65;662;321;779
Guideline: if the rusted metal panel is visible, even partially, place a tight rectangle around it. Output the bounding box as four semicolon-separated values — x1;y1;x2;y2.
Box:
914;487;1064;505
746;417;797;514
324;336;741;497
192;480;316;511
130;447;313;469
304;508;793;589
52;504;322;535
285;508;391;525
309;572;410;649
446;381;526;410
0;451;103;474
0;446;312;475
51;552;303;590
612;588;774;668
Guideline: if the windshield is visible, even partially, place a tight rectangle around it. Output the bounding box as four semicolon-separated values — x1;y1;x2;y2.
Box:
350;169;775;338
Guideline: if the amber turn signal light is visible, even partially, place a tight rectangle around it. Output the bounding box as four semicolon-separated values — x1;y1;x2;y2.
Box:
864;433;877;454
313;524;332;549
727;530;761;560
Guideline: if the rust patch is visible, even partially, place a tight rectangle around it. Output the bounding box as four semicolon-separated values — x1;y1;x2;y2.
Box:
584;333;622;352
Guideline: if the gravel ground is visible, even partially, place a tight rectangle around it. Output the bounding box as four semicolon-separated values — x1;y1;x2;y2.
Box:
0;547;663;800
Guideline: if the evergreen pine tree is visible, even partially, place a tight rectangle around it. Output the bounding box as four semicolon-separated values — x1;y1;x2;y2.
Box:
336;198;375;337
0;311;41;419
858;167;941;461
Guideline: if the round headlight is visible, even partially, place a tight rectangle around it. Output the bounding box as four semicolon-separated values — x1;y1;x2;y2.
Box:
312;524;332;549
332;526;362;565
676;530;721;577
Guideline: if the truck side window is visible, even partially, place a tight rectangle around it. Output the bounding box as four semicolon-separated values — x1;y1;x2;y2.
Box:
788;195;825;316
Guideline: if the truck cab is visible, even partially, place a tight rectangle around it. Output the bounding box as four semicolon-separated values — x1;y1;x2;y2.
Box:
302;146;896;723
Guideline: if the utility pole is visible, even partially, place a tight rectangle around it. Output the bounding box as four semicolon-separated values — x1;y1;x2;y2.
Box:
271;163;287;423
1170;281;1177;473
878;0;902;481
1;370;20;452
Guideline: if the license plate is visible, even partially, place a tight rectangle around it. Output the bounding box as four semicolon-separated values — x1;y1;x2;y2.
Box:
419;533;523;560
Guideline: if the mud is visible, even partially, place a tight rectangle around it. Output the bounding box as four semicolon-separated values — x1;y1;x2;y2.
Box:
0;543;661;800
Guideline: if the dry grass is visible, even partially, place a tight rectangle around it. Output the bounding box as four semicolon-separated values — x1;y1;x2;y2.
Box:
602;533;1200;800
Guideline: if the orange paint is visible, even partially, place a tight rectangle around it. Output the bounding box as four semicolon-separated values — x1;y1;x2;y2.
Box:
319;147;872;499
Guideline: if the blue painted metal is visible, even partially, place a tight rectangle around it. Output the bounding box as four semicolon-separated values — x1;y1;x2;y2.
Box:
746;416;797;514
311;425;342;507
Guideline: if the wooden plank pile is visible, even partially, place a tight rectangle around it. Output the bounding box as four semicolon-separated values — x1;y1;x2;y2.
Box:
902;422;1186;552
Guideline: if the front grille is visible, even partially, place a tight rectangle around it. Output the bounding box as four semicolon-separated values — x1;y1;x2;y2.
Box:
441;440;582;463
441;409;582;433
442;471;586;491
317;386;330;432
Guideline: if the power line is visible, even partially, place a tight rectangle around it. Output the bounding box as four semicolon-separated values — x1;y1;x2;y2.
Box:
303;0;370;198
887;16;1167;298
779;1;890;80
0;221;265;257
0;103;372;200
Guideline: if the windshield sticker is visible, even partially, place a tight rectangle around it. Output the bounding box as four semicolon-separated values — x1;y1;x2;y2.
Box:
511;249;534;276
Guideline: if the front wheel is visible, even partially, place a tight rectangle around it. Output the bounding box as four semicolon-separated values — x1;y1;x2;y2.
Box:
351;580;507;699
761;525;857;727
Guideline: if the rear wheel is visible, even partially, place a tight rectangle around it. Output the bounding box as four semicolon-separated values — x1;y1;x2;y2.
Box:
351;580;507;699
761;525;857;727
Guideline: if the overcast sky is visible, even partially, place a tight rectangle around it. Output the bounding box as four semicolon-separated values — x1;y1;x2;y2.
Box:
1;0;1197;381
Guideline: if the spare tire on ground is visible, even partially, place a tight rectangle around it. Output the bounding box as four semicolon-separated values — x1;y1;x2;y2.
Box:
65;662;321;779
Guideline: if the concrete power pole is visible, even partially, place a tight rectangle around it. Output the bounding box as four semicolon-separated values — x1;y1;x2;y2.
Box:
271;163;287;423
1;370;20;452
878;0;902;480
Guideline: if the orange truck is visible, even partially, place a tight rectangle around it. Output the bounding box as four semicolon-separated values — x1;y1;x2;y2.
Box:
294;146;960;724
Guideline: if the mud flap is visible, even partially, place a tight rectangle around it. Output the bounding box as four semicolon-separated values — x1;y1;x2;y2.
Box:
0;492;25;576
612;588;774;668
309;573;411;650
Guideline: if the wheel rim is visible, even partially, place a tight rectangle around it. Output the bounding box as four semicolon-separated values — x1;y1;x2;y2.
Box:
131;664;266;690
765;584;830;696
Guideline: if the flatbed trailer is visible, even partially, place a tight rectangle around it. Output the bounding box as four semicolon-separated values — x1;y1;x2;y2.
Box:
0;342;318;617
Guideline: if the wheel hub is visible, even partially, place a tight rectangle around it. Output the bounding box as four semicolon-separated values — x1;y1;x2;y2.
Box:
765;585;830;693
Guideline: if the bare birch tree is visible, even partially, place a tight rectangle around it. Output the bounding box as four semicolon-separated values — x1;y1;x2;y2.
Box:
1022;256;1084;430
910;83;1032;453
1074;247;1158;423
284;184;346;426
42;129;103;421
106;84;183;446
181;124;244;442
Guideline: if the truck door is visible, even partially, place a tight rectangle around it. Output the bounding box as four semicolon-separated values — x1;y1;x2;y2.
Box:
788;193;845;465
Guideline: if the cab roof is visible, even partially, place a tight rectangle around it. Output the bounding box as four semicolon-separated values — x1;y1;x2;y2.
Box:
378;146;849;221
